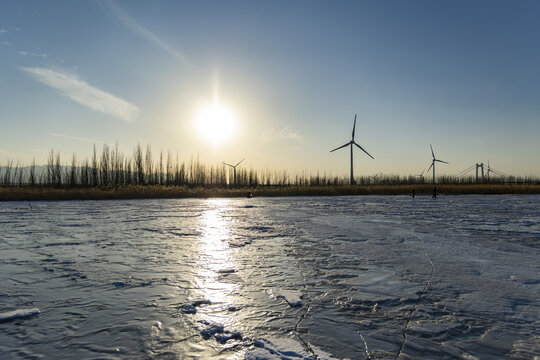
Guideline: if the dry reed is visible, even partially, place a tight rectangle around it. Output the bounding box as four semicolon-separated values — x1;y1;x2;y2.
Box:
1;184;538;201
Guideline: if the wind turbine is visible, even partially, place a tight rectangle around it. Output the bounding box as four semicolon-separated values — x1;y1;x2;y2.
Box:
330;114;374;185
222;158;245;186
426;144;448;184
485;161;506;181
416;168;427;183
486;161;494;181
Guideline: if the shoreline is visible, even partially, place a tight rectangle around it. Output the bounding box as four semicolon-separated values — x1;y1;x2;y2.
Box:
1;184;539;201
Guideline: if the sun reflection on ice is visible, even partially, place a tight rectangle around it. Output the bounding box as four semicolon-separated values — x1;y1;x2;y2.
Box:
195;199;239;324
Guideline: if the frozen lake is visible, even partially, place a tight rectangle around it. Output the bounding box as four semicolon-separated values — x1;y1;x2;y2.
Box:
1;195;539;359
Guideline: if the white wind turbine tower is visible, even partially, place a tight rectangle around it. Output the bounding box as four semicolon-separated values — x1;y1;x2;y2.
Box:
222;158;245;186
330;114;374;185
426;144;449;184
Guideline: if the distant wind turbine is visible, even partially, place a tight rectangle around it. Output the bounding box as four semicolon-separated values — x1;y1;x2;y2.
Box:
426;144;449;184
486;161;492;181
416;168;427;182
330;114;374;185
222;158;245;186
485;161;506;180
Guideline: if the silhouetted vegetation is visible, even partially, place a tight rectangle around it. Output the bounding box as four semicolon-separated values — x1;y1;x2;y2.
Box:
0;143;539;200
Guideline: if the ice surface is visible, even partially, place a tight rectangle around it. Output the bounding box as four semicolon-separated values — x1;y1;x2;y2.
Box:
0;196;538;359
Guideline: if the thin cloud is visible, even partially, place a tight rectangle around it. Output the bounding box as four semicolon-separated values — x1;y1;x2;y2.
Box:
1;28;8;45
262;126;304;143
102;0;188;66
19;50;49;58
278;126;303;141
48;132;103;144
21;67;140;122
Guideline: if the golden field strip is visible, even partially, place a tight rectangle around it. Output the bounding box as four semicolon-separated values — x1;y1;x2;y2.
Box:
1;184;539;201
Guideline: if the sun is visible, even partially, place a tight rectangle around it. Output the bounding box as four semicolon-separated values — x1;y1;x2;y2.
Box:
195;102;237;145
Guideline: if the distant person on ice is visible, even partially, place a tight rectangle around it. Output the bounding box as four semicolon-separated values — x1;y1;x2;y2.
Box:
432;187;437;199
412;189;415;198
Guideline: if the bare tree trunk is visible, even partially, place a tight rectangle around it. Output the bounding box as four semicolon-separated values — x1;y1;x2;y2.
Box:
92;145;99;187
134;143;144;185
70;153;77;187
100;144;110;186
145;144;153;185
29;159;36;187
47;150;55;186
55;152;62;187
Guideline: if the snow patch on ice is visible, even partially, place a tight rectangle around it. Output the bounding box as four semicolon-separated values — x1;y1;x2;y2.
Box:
0;308;40;322
274;290;303;307
245;337;340;360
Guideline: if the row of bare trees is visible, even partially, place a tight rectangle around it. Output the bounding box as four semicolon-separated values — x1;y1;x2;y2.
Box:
0;144;538;188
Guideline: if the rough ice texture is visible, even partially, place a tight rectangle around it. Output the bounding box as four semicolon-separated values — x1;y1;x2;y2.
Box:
191;299;212;307
1;196;538;358
217;268;236;274
199;320;242;343
179;304;197;314
200;322;224;339
0;308;40;322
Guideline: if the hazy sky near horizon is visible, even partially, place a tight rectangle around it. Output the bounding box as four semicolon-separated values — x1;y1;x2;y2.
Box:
1;0;539;177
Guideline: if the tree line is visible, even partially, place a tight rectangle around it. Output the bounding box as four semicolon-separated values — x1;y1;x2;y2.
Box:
0;144;538;188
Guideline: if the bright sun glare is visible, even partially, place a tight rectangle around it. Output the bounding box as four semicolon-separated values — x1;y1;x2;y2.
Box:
195;103;237;145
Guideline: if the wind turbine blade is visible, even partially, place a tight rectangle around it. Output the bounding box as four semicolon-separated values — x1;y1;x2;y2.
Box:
352;114;357;140
330;142;351;152
222;162;234;167
430;144;435;159
235;158;245;167
353;142;374;159
427;162;433;172
436;159;449;164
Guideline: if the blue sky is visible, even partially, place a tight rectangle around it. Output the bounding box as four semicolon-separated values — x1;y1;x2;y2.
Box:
1;0;539;177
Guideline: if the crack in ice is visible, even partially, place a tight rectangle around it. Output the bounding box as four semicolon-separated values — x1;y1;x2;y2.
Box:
293;248;317;358
395;234;435;359
356;330;371;360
